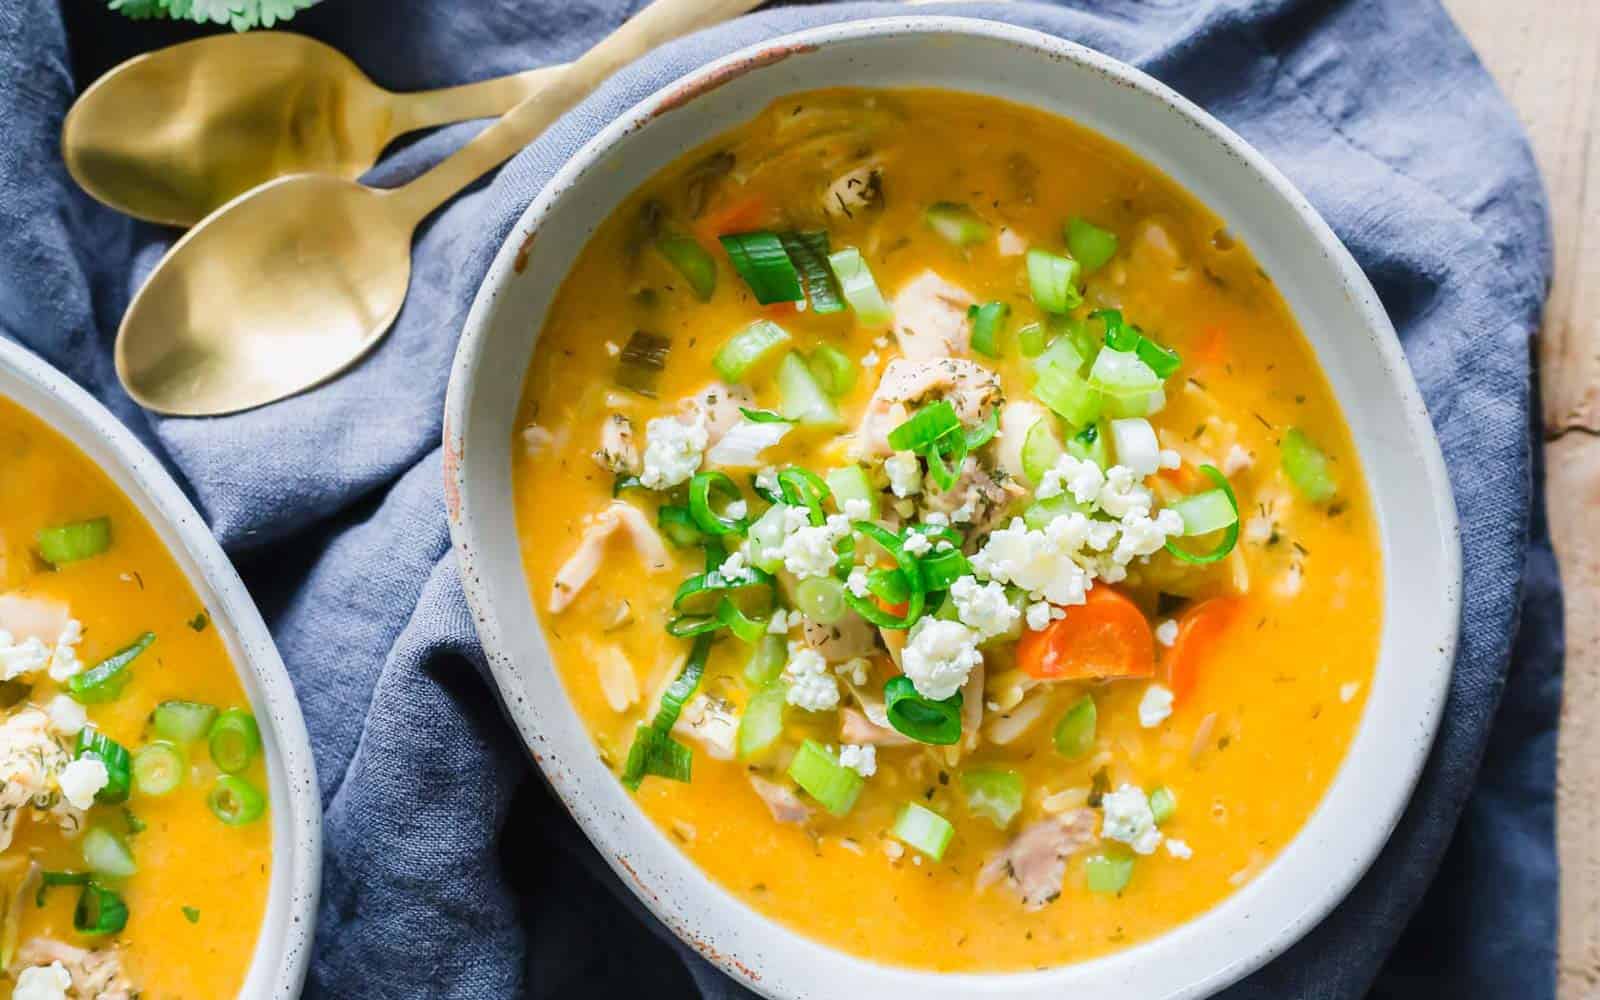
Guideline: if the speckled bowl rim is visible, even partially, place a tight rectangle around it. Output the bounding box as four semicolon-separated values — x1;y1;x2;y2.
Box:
445;17;1460;999
0;337;320;998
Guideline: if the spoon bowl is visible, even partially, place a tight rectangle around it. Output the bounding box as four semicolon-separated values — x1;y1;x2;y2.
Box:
64;33;561;228
116;174;413;415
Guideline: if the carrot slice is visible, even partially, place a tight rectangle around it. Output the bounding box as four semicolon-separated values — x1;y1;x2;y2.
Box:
1164;597;1243;701
1191;324;1230;369
1016;586;1155;681
697;194;771;240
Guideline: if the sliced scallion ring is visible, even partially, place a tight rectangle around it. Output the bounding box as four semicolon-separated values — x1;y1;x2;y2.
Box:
73;883;129;936
719;231;802;304
68;632;154;704
777;468;831;526
883;676;963;745
1163;464;1241;565
778;231;844;313
207;775;266;826
887;400;961;453
687;471;750;536
843;523;925;629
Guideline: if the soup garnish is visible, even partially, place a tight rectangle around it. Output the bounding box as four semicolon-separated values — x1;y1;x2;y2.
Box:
515;89;1380;971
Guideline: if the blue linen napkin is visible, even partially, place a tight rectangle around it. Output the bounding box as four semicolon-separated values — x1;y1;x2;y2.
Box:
0;0;1559;996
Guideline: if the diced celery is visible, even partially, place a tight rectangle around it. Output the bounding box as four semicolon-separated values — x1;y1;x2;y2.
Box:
713;320;791;382
825;465;879;520
961;769;1024;828
892;801;955;860
744;633;787;686
1020;418;1063;485
1065;421;1109;468
1066;217;1120;274
1032;363;1103;427
745;504;790;572
1085;851;1135;894
777;353;842;427
827;247;893;326
737;682;788;759
1282;427;1338;502
1149;786;1177;825
788;740;864;816
925;202;992;246
1053;695;1097;759
1026;249;1082;313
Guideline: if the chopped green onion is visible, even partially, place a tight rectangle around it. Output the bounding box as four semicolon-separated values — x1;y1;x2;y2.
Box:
1020;418;1063;485
778;231;844;314
777;468;832;526
72;883;129;936
1065;421;1109;468
1164;464;1240;565
713;320;791;382
892;801;955;860
961;769;1024;828
1053;695;1097;760
744;633;787;686
1018;322;1049;358
717;601;768;644
888;400;961;453
207;775;266;826
1094;310;1181;380
182;906;200;924
68;632;154;704
81;827;136;878
964;406;1000;450
687;471;750;536
825;465;878;521
132;742;184;797
883;676;962;745
918;547;970;593
657;505;707;549
650;633;713;734
1085;851;1135;894
76;727;130;805
613;474;646;497
842;523;925;629
795;576;848;625
1282;427;1338;502
1032;363;1103;428
1026;249;1082;314
787;739;864;816
741;408;787;424
924;202;991;246
207;709;261;774
655;235;717;301
152;700;217;743
720;231;802;304
35;871;90;908
639;731;693;783
806;345;858;397
777;353;842;427
36;518;111;566
672;570;773;629
968;302;1008;358
1066;217;1119;274
737;682;788;759
616;331;671;398
1149;786;1177;825
867;567;912;606
827;247;892;326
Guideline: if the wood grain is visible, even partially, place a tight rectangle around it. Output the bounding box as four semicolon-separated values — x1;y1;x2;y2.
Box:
1440;1;1600;995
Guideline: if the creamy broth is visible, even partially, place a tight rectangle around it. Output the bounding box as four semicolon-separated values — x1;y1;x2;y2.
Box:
514;89;1380;971
0;397;270;998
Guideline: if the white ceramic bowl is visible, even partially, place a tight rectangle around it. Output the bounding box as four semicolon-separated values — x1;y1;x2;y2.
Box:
445;17;1460;999
0;338;321;998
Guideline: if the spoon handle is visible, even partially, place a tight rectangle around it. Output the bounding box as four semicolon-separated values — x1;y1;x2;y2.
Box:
387;0;766;224
385;65;569;137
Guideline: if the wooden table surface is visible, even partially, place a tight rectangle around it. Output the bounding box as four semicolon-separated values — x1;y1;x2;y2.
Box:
1438;1;1599;995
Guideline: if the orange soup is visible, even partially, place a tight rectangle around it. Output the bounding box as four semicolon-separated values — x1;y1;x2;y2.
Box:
513;89;1380;971
0;397;271;998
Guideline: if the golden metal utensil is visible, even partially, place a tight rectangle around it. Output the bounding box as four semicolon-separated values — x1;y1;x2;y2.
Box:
63;32;564;228
114;0;763;416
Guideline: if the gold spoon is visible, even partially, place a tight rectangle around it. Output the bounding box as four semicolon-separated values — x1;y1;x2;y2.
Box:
63;32;569;229
115;0;764;417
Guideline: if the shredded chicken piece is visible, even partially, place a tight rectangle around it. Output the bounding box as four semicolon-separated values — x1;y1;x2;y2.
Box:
679;382;753;446
891;271;974;361
0;596;68;645
823;162;885;220
14;938;133;1000
549;502;671;614
919;457;1022;537
748;774;811;824
0;709;81;852
591;414;640;476
978;809;1099;909
801;613;877;662
839;707;914;747
855;358;1001;459
582;640;639;713
984;690;1052;746
672;694;738;760
959;662;985;751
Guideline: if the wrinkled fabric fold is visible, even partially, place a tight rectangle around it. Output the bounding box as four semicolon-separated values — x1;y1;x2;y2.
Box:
0;0;1556;996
